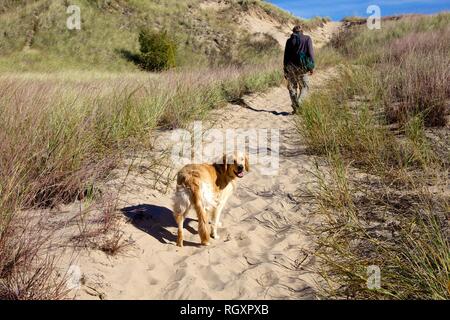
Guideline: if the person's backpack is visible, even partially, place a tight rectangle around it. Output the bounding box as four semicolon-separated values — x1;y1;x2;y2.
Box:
298;51;315;72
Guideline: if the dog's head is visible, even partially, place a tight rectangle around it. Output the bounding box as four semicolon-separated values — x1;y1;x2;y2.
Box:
218;151;250;179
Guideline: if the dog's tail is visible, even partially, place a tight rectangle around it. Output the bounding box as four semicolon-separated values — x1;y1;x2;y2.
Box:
173;172;193;214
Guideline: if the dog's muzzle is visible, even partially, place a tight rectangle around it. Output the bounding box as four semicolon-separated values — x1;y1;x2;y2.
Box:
235;165;244;178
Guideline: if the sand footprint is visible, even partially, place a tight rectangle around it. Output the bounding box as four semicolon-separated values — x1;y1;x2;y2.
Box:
235;231;252;247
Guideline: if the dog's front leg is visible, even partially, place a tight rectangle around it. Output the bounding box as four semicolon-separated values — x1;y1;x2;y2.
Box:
211;205;225;239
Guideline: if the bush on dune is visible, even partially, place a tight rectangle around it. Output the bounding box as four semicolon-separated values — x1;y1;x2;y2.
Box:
138;29;177;72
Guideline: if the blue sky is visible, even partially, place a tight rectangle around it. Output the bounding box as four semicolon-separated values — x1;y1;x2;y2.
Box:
268;0;450;21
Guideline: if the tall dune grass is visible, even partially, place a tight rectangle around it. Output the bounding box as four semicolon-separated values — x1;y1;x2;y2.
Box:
381;27;450;126
329;13;450;127
297;14;449;299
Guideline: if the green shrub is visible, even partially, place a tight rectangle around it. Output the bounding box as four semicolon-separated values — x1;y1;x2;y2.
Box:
138;29;176;71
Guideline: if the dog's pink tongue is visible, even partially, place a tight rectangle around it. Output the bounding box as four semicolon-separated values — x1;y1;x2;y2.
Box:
238;172;244;178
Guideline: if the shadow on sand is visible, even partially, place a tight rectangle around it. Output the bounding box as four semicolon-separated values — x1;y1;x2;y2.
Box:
232;98;292;116
121;204;199;247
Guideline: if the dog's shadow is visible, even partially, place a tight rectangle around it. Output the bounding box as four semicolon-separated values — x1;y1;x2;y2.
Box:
121;204;199;247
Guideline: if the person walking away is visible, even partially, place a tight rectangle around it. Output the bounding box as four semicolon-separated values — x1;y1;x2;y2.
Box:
283;25;315;114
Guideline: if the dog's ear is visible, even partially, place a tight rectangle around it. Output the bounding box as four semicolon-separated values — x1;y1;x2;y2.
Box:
244;154;250;172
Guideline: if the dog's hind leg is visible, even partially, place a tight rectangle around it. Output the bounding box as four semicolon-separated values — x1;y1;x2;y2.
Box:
173;186;191;247
192;191;210;246
174;213;185;247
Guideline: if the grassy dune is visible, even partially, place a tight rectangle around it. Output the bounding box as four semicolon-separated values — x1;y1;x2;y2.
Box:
0;0;249;70
298;13;449;299
0;0;325;72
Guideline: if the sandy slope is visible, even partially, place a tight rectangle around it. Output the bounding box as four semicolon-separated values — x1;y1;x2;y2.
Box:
60;22;341;300
306;22;342;49
242;10;341;49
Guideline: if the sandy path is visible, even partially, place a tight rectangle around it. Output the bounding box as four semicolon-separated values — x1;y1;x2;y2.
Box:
67;23;341;300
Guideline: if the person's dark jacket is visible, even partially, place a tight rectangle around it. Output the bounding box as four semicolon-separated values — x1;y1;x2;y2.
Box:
283;32;315;69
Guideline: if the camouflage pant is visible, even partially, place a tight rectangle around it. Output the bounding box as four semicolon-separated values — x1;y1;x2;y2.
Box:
285;66;309;111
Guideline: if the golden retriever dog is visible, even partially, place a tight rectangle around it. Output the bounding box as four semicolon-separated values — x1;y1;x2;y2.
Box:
172;152;249;247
